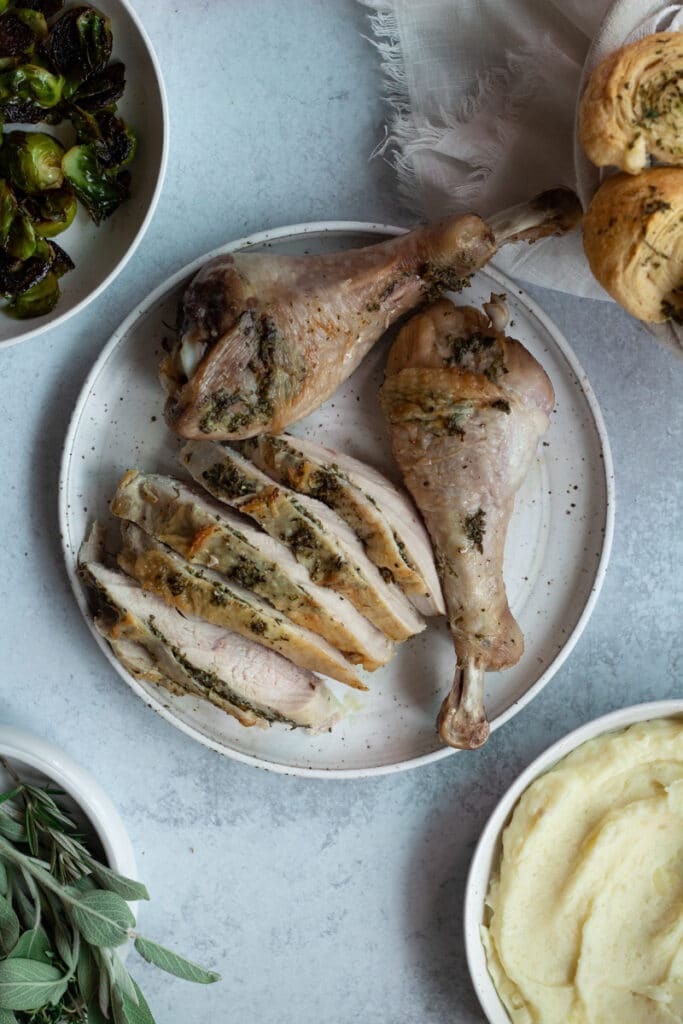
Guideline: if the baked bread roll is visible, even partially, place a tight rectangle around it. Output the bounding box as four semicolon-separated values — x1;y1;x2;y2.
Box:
583;167;683;322
579;32;683;174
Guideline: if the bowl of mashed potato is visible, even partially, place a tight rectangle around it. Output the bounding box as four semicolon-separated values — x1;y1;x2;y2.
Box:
465;701;683;1024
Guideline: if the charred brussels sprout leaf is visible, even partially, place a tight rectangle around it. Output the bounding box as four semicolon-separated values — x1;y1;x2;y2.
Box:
62;142;128;222
0;179;36;259
0;130;65;192
0;248;50;295
71;58;123;109
19;0;64;15
0;11;36;56
0;63;65;107
6;267;59;316
22;186;76;236
42;5;112;85
48;237;73;276
71;105;135;168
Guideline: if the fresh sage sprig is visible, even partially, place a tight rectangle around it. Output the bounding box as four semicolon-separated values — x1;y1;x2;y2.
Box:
0;759;219;1022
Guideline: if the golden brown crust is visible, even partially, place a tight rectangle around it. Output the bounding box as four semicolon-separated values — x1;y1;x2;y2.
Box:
582;167;683;321
579;32;683;173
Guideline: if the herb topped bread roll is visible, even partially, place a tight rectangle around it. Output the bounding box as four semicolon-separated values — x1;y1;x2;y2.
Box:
579;32;683;174
583;167;683;322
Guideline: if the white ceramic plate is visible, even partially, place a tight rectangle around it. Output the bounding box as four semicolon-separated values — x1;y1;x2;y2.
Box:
464;700;683;1023
59;222;614;778
0;0;168;348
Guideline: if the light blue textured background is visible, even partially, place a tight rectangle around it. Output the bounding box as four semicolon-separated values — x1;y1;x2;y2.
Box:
1;2;682;1021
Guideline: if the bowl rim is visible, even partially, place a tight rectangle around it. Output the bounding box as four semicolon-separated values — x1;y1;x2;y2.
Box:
463;698;683;1024
0;724;137;883
0;0;170;351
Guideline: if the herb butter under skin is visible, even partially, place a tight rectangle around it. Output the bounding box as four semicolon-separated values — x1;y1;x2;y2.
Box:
482;718;683;1023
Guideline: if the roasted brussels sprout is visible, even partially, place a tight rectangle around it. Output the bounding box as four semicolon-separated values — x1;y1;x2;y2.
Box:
71;104;135;167
0;11;36;56
62;142;127;222
0;130;65;192
42;5;111;85
6;267;59;317
71;58;122;108
15;9;48;43
0;179;36;259
0;62;64;107
22;186;76;235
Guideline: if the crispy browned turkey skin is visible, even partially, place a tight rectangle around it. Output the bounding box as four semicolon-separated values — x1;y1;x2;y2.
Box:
162;190;579;440
379;298;555;750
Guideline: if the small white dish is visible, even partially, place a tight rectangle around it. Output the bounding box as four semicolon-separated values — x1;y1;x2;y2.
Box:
464;699;683;1023
59;222;614;778
0;0;168;348
0;725;137;884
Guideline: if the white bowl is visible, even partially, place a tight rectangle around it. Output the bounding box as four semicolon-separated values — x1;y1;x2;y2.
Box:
464;700;683;1023
0;725;137;883
0;0;168;348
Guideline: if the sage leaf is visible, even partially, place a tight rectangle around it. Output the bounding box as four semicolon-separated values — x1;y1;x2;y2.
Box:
69;890;134;948
0;814;24;844
0;1008;17;1023
126;981;157;1024
8;927;51;964
96;947;111;1017
71;874;97;893
77;942;97;1003
88;862;150;902
133;937;220;984
0;859;7;896
87;997;110;1024
0;959;66;1011
54;921;76;969
111;950;139;1005
0;896;20;955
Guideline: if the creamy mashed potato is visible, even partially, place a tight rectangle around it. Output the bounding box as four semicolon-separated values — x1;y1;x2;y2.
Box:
482;718;683;1023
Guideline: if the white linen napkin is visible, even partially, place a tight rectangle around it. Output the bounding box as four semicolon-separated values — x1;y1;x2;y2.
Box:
360;0;683;301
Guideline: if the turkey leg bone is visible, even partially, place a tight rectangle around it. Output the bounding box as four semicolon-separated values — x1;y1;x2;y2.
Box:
379;297;555;750
162;189;579;440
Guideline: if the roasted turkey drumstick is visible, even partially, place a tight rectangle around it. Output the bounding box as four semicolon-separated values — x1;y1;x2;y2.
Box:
162;189;579;440
379;297;554;749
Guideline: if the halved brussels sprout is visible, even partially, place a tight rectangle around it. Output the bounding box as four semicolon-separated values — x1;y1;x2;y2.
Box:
0;62;65;107
0;130;65;193
71;105;136;168
15;9;48;43
71;59;123;108
0;11;36;56
0;179;36;259
62;142;128;223
42;5;112;85
22;186;76;236
5;267;59;317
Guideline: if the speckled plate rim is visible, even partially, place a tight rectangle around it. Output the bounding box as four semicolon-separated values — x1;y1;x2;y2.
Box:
0;0;169;350
464;699;683;1023
59;220;615;779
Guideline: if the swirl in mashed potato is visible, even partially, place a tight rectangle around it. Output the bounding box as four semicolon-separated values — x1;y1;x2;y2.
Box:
482;718;683;1023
